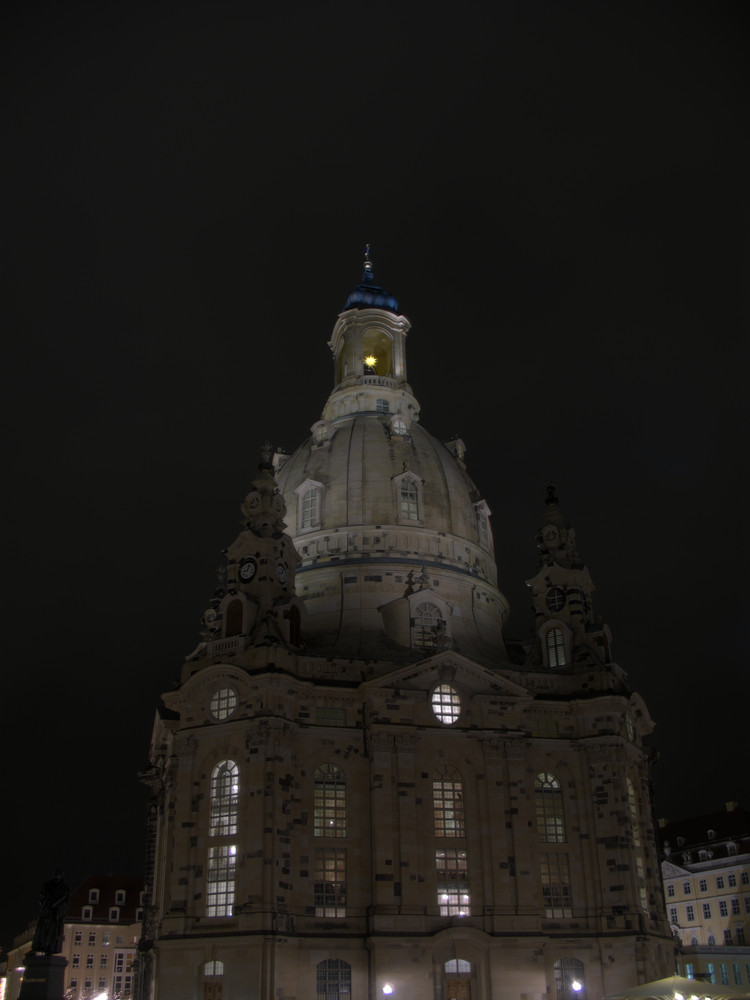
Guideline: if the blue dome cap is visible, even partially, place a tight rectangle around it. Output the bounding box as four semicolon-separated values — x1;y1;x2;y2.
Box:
343;245;399;313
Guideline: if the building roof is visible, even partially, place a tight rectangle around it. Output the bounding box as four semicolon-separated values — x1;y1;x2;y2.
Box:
67;875;144;925
658;802;749;858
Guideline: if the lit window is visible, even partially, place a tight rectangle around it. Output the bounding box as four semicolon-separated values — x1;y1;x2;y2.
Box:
734;963;743;985
399;478;418;519
444;960;471;975
102;932;110;946
546;627;566;668
706;963;715;984
314;763;346;837
686;904;695;921
433;765;465;838
316;959;351;1000
413;602;444;650
204;959;224;1000
210;687;238;721
540;853;572;918
554;958;586;1000
431;683;461;725
204;961;224;976
684;963;694;979
314;847;346;917
210;760;239;838
301;486;320;529
391;414;409;436
720;964;729;986
535;772;566;843
207;845;236;918
436;848;470;916
727;842;738;855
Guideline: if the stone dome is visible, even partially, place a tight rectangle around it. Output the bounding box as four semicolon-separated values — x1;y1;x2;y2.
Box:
275;260;509;667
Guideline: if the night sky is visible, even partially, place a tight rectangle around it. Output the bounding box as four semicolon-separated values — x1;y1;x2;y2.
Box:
3;0;748;953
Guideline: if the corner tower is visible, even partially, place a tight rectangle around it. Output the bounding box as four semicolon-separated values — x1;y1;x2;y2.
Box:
275;249;509;665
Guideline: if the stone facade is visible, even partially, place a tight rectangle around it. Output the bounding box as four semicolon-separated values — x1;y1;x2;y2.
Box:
142;255;674;1000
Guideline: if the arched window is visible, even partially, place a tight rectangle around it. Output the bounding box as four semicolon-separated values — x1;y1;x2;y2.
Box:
314;764;346;837
203;961;224;1000
225;600;243;637
535;772;566;842
444;960;471;975
546;627;566;667
554;958;586;1000
433;764;464;837
210;761;239;837
316;959;351;1000
413;602;443;649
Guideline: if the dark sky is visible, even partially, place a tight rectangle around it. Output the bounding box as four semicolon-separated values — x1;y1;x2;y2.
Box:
2;0;748;953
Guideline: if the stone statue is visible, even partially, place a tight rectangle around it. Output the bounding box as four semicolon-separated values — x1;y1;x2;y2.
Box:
31;871;70;955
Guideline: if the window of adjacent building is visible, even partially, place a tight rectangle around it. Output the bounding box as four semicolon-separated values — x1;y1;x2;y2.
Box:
204;960;224;1000
719;900;728;916
436;848;470;916
314;847;346;917
541;853;572;918
433;764;465;838
209;686;238;721
113;974;132;999
109;907;120;921
745;897;750;914
74;931;82;945
708;935;716;946
684;964;694;979
535;773;566;843
86;955;94;969
731;898;741;915
683;881;692;894
727;842;738;855
743;871;750;886
73;954;80;968
724;930;733;946
736;928;746;945
207;845;237;918
728;873;737;887
98;979;106;991
102;932;110;946
669;906;678;924
706;964;716;984
413;603;445;650
82;906;92;921
115;890;126;904
316;960;351;1000
224;599;243;637
210;760;239;837
686;904;695;921
89;889;99;904
720;964;729;986
716;876;725;889
546;627;566;668
70;981;78;994
100;955;107;968
698;879;707;892
703;903;712;918
667;883;675;898
430;682;461;725
87;932;95;946
314;763;346;837
733;964;742;985
84;981;91;992
554;958;586;1000
376;398;389;413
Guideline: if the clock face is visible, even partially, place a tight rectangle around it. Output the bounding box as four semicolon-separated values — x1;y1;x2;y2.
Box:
272;494;284;514
246;492;261;510
203;607;217;625
238;558;257;583
275;563;288;585
546;587;566;612
543;525;559;545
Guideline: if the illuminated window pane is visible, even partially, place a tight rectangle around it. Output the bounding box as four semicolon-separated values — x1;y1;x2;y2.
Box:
554;958;586;1000
399;478;418;517
210;687;238;721
414;602;444;649
207;845;236;917
302;487;320;529
444;960;471;975
210;760;239;837
431;683;461;725
535;773;566;843
316;959;351;1000
436;848;470;916
314;848;346;917
540;853;572;918
433;765;465;838
314;764;346;837
546;628;566;668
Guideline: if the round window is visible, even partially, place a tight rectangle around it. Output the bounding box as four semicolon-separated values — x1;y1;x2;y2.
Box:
209;686;238;721
546;587;566;612
431;683;461;725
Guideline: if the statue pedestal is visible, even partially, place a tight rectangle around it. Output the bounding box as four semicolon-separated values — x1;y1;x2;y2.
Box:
19;954;68;1000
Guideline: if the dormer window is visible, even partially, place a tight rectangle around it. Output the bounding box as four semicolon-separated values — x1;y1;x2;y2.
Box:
296;479;324;532
82;906;93;921
473;501;492;552
109;907;120;922
393;471;423;524
115;890;126;904
89;889;99;904
390;413;410;437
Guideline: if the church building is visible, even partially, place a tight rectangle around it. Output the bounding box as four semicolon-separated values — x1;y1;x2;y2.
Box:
138;252;674;1000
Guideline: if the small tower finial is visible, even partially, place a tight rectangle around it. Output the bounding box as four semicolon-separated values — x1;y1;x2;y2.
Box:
259;440;274;471
545;482;559;507
363;243;373;279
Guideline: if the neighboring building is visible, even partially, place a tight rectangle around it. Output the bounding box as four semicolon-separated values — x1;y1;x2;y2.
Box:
6;877;143;1000
140;252;675;1000
659;802;750;986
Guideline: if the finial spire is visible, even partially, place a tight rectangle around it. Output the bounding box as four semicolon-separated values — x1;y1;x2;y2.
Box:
545;482;559;507
259;440;274;471
363;243;373;280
